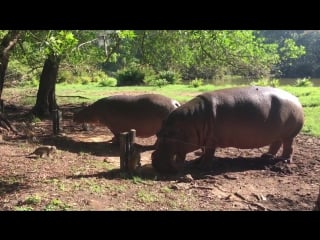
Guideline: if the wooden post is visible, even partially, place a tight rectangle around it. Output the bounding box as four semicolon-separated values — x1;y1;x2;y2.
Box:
128;129;140;170
129;129;136;145
58;110;63;131
128;129;136;156
120;132;128;170
120;129;138;172
0;100;4;113
52;109;60;135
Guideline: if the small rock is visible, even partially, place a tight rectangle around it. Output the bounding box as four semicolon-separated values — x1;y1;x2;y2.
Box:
178;174;194;183
223;174;238;180
169;185;179;190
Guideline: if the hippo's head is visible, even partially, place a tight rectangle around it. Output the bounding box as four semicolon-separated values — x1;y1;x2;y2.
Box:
151;119;192;174
73;106;100;124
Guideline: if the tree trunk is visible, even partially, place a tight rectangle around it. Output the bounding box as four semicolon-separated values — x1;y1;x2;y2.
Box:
32;54;60;118
0;30;21;99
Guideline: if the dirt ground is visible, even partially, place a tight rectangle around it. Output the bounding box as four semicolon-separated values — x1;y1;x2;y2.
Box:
0;103;320;211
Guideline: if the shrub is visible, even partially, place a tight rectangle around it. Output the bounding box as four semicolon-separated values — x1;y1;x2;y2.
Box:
140;65;158;86
116;65;145;86
81;76;91;85
295;77;314;87
269;79;280;87
189;78;204;88
92;70;108;83
158;70;181;84
152;78;168;88
250;78;279;87
99;77;117;87
58;70;75;83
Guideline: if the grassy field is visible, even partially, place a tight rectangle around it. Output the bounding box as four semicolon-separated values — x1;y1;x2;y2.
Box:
3;83;320;136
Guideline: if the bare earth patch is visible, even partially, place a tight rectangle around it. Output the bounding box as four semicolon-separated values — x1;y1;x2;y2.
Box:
0;103;319;211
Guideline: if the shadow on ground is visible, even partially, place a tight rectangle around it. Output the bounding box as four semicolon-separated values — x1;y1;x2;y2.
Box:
0;178;30;196
38;135;155;157
65;156;290;181
186;156;292;179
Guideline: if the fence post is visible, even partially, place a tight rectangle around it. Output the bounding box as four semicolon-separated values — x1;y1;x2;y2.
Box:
120;132;128;170
128;129;140;171
52;109;60;135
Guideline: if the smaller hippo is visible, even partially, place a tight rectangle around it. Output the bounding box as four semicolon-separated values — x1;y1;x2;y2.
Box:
73;94;180;143
152;86;304;174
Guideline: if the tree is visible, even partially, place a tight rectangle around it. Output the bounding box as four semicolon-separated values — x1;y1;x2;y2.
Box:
29;31;78;117
255;30;306;77
0;30;21;99
120;30;303;80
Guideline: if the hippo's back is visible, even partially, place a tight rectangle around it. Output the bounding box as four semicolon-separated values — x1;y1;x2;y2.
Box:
93;94;180;137
200;86;304;148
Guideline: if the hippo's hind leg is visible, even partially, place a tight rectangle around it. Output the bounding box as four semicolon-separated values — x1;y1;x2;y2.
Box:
280;137;294;163
261;140;282;159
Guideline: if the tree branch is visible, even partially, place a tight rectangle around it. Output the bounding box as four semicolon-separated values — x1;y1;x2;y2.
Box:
76;38;99;50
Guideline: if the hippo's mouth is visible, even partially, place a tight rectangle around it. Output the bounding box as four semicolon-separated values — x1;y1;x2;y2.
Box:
151;150;182;174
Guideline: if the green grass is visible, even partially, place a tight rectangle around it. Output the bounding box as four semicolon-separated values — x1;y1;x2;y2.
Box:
281;86;320;136
14;206;34;211
3;83;320;136
23;195;42;205
301;107;320;136
44;198;71;211
136;190;157;203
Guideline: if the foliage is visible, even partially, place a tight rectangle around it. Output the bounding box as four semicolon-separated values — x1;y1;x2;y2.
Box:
44;198;71;211
23;195;42;205
139;65;158;85
80;76;91;85
189;78;204;88
7;30;308;89
158;70;182;84
120;30;299;80
151;78;169;88
5;59;35;86
250;78;280;87
58;70;77;83
116;64;145;86
99;77;117;87
295;77;314;87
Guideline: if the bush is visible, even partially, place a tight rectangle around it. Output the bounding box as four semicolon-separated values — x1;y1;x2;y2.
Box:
189;78;204;88
80;76;91;85
116;65;145;86
99;77;117;87
140;65;158;86
158;70;181;84
92;70;108;83
152;78;168;88
58;70;77;84
295;77;314;87
250;78;279;88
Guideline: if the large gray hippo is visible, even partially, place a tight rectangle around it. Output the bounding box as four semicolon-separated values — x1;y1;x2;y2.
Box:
73;94;180;143
152;86;304;173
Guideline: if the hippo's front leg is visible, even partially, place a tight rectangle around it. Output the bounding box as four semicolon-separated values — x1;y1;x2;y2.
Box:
172;153;186;172
195;147;216;170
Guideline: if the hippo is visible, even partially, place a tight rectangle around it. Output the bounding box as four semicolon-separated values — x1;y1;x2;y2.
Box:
151;86;304;174
73;94;180;143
